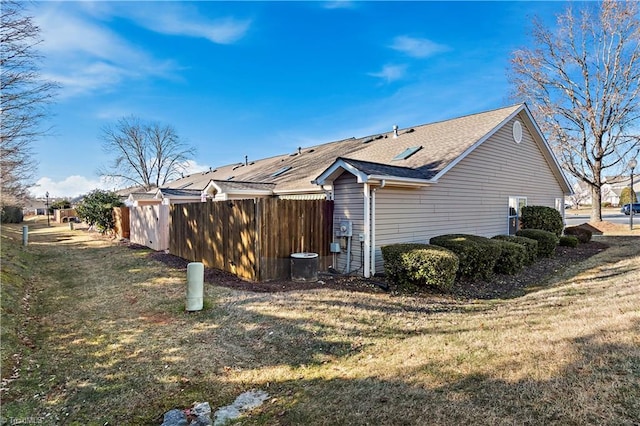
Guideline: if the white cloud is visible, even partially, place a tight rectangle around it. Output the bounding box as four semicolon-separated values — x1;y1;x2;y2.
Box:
181;160;211;176
28;160;212;199
323;1;357;10
34;4;176;97
29;175;119;199
368;64;407;83
390;35;450;58
130;9;252;44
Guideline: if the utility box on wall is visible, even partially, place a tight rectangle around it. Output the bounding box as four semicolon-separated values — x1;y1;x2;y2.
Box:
335;220;353;237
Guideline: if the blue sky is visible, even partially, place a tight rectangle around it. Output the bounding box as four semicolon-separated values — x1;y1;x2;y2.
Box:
29;1;571;198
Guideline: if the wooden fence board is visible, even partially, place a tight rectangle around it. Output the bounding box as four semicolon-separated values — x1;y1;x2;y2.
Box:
169;198;333;281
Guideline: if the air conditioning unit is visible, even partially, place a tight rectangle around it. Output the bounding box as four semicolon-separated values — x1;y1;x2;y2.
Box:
336;220;353;237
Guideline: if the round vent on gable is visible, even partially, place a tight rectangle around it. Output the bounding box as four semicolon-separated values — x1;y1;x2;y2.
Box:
512;120;523;144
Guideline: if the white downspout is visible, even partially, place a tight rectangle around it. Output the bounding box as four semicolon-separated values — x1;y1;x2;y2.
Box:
370;180;385;277
363;183;371;278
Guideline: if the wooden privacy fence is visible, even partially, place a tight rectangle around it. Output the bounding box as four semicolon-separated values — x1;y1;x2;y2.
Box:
113;207;130;239
170;198;334;281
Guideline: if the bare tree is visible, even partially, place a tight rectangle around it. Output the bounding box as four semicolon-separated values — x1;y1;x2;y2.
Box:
99;116;195;191
510;0;640;222
1;1;58;205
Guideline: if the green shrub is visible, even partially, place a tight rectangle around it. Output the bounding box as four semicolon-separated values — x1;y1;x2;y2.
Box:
564;226;592;243
559;235;579;248
491;235;538;265
521;205;564;237
516;229;559;258
76;190;123;234
491;239;527;274
429;234;500;280
381;243;459;291
1;206;23;223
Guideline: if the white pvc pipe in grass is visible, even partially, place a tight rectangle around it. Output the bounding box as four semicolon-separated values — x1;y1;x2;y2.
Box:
186;262;204;311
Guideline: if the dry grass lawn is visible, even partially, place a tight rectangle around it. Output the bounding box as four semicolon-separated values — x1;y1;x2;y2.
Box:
1;218;639;425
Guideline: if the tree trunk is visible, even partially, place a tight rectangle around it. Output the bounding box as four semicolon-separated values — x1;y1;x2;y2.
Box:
590;185;602;222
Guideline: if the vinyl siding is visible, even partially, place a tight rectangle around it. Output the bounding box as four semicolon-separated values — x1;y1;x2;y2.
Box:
372;114;565;272
332;173;365;273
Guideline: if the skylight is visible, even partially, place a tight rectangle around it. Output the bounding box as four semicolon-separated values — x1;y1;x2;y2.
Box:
392;146;422;161
271;166;292;177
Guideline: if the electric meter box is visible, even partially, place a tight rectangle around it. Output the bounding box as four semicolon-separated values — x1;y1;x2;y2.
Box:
335;220;353;237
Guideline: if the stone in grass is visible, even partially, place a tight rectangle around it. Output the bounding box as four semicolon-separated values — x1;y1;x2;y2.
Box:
161;409;188;426
213;390;269;426
190;402;212;426
161;402;212;426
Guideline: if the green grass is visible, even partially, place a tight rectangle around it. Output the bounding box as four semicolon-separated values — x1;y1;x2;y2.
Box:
1;219;639;425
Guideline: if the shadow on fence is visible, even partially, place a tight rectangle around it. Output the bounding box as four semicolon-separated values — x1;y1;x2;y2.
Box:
169;199;334;281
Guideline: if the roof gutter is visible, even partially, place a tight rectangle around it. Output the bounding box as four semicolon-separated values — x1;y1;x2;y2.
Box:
364;175;434;187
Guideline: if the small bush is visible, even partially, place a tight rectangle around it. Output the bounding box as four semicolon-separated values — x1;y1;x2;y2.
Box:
429;234;500;280
1;206;23;223
492;239;527;275
76;190;124;233
381;243;459;291
559;235;579;248
564;226;592;243
492;235;538;265
516;229;559;258
521;205;564;237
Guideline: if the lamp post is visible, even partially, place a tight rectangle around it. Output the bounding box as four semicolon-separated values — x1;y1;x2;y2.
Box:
45;191;50;227
630;159;637;230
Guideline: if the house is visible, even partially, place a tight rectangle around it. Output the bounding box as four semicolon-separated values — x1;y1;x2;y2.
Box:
313;104;573;278
567;175;639;208
133;104;572;280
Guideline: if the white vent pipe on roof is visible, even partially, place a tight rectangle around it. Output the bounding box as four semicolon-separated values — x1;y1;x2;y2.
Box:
393;125;399;138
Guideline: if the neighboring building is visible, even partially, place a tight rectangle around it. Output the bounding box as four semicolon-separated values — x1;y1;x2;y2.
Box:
567;175;639;208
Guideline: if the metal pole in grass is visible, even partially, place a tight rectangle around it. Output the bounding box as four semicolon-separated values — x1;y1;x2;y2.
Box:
630;158;637;230
45;191;50;227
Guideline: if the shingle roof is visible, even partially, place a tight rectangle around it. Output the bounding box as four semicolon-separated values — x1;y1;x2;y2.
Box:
209;180;276;192
157;188;202;198
162;104;555;194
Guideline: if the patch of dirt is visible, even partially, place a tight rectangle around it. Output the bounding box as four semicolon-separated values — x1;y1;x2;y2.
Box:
449;241;609;299
145;240;609;300
576;220;627;234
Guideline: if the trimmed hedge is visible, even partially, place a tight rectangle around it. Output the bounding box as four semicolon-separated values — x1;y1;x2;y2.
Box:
492;239;527;275
491;235;538;265
429;234;501;280
564;226;592;243
559;235;579;248
521;205;564;237
516;229;559;258
381;243;459;291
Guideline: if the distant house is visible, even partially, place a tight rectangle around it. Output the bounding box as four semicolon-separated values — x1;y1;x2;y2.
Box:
22;198;47;216
568;175;639;208
134;104;572;278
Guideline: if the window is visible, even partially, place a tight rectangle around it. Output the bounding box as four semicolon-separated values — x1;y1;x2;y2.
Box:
392;146;422;161
508;196;527;235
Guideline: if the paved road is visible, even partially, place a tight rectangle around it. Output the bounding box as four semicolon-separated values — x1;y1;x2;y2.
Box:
565;210;636;227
